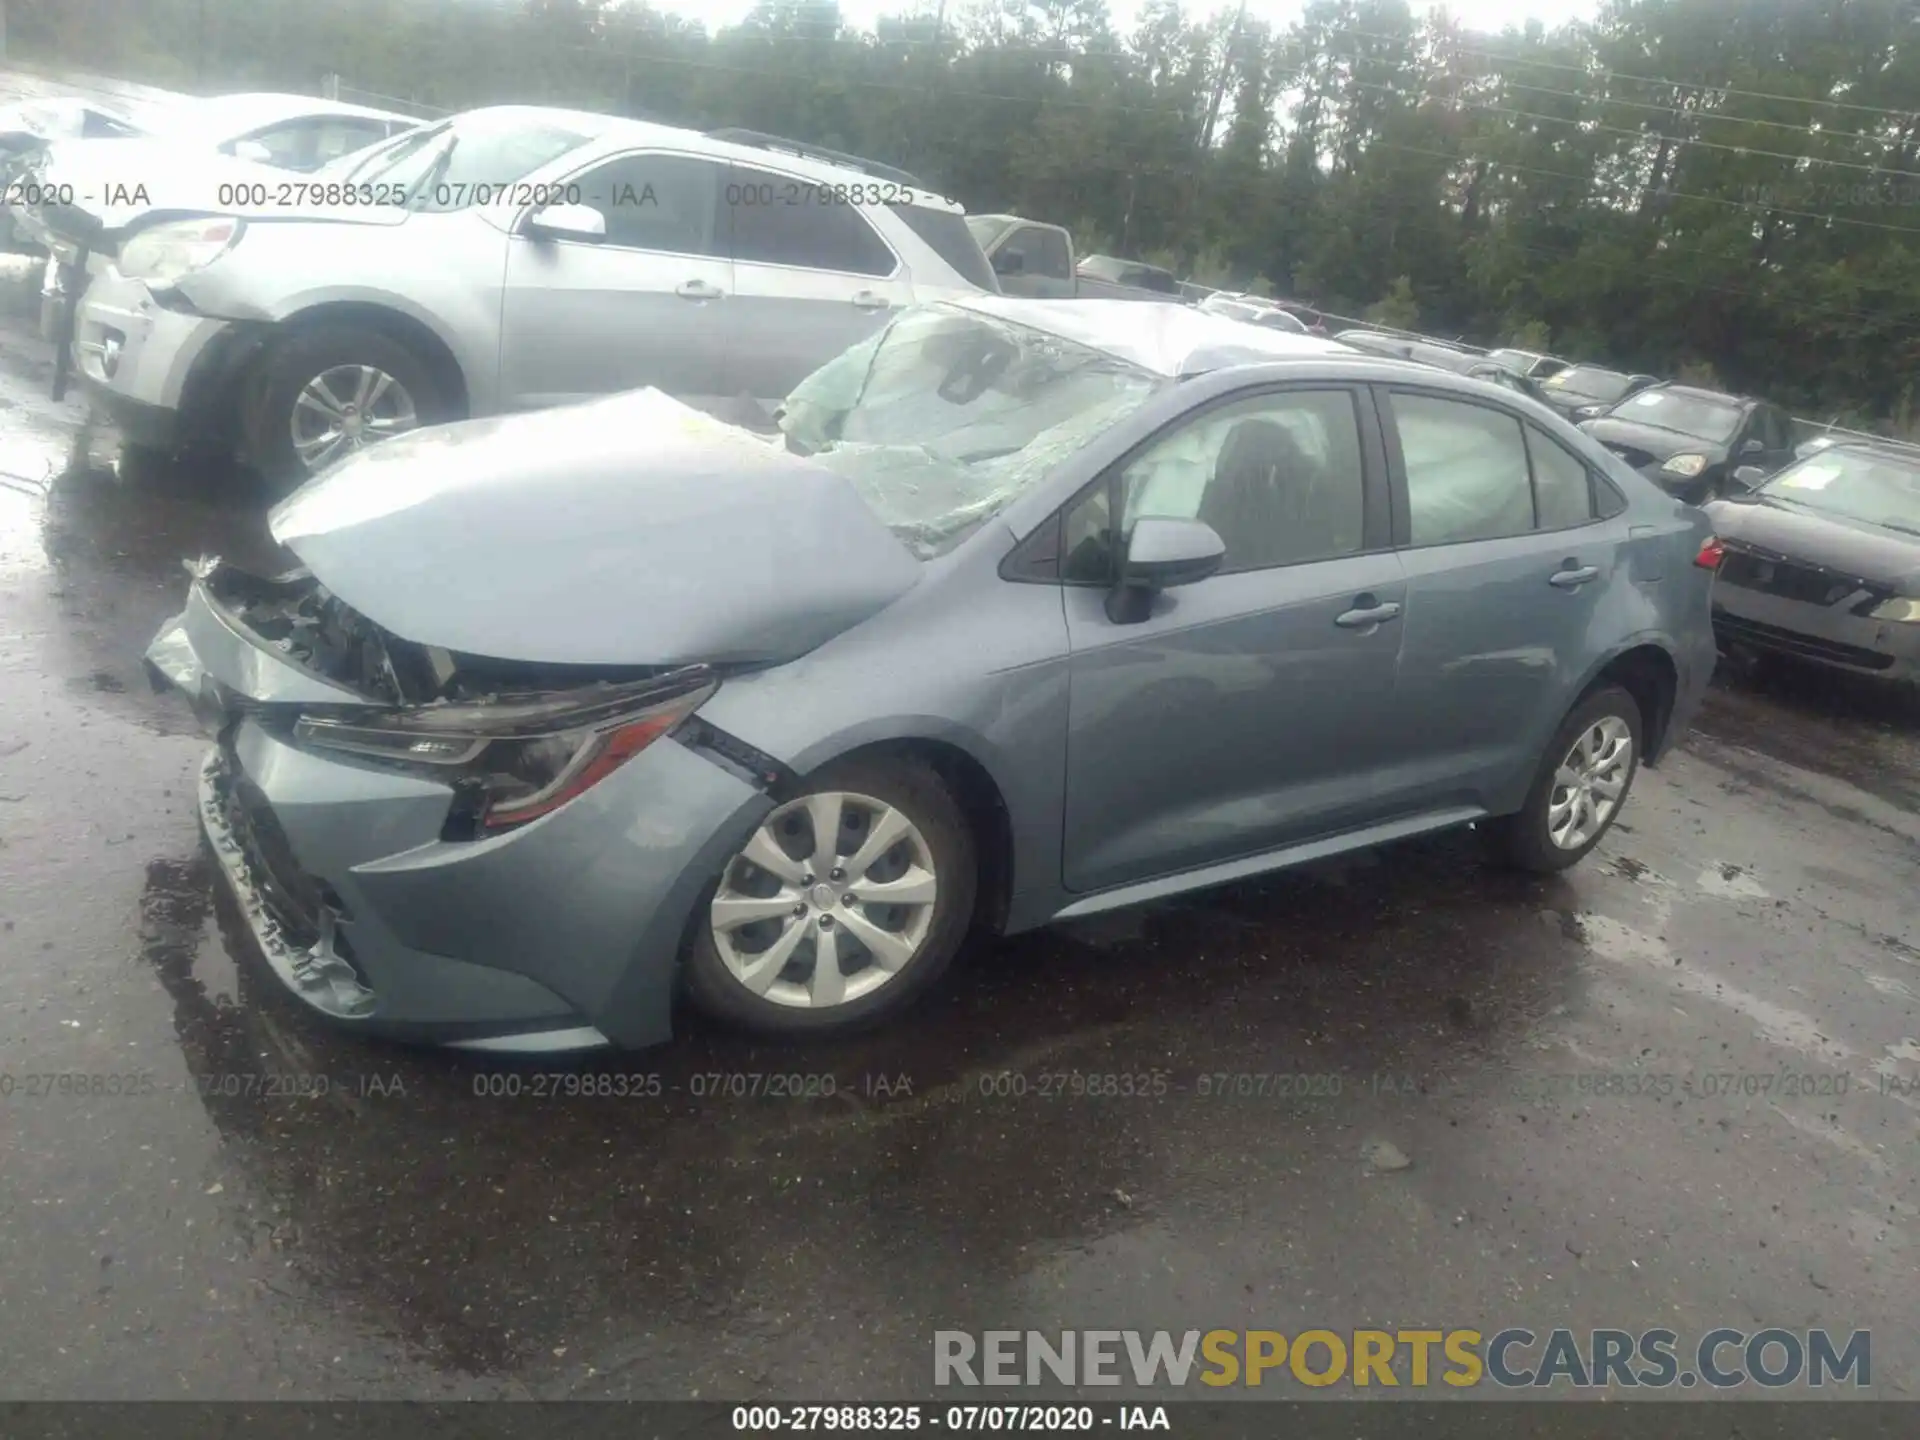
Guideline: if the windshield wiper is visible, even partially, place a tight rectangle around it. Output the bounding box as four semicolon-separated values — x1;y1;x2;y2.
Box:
406;135;460;209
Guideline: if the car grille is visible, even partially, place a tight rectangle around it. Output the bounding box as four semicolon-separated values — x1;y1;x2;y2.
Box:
1601;443;1657;469
216;745;328;949
1717;548;1868;607
1713;611;1895;671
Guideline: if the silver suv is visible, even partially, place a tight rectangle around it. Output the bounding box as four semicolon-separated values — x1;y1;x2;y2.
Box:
73;105;995;484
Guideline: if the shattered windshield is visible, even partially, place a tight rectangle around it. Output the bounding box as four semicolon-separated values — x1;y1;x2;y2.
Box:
778;304;1163;558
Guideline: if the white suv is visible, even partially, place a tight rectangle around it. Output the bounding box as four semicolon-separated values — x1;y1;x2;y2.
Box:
70;106;996;485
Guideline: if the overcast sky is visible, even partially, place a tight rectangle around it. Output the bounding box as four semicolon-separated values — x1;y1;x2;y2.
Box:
657;0;1603;38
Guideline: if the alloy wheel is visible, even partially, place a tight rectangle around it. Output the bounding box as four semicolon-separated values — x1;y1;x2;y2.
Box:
1547;715;1634;850
290;363;418;472
709;790;939;1009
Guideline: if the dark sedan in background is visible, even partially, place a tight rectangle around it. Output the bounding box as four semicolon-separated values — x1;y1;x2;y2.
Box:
1704;441;1920;683
1536;365;1661;422
1581;383;1797;504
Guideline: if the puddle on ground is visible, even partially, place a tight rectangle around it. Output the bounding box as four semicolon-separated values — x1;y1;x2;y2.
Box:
1698;861;1770;900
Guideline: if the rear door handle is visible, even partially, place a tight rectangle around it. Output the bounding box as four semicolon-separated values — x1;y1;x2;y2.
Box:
1335;600;1402;629
1550;565;1600;588
675;279;723;300
850;289;893;311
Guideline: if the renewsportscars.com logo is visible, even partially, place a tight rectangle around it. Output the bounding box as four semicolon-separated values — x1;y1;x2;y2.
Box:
933;1328;1871;1390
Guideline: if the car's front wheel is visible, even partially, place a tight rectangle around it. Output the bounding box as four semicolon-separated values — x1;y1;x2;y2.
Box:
682;756;977;1037
1485;684;1642;872
243;323;446;489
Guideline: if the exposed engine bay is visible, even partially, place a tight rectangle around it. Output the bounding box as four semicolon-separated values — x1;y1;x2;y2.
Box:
203;561;677;707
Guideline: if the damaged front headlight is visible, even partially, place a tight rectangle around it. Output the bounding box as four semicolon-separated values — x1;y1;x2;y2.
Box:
292;668;717;835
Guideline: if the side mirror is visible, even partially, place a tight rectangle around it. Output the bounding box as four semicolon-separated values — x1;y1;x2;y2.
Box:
524;202;607;243
993;246;1025;275
1739;437;1765;457
1730;465;1767;491
230;139;273;164
1106;517;1224;623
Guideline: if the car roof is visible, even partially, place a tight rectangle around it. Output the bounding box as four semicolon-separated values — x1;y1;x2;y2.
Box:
150;91;416;134
441;105;964;212
945;296;1349;377
1645;382;1756;407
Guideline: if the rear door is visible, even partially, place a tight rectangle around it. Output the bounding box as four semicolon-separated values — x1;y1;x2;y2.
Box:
721;162;914;406
1059;384;1408;893
1375;386;1630;815
497;149;733;410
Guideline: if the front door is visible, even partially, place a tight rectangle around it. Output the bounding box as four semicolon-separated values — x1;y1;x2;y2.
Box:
1060;385;1408;894
498;150;733;410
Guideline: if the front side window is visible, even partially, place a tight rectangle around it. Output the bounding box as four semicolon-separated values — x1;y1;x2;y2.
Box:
727;164;895;275
569;153;723;254
778;304;1162;557
1114;389;1367;573
1392;393;1535;545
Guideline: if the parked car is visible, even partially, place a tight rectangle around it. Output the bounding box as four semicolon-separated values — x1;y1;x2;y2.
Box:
1333;327;1415;359
1465;360;1558;406
72;106;993;486
0;96;152;249
1198;294;1308;332
1484;347;1569;381
1536;364;1661;421
1702;441;1920;682
1077;253;1179;295
10;91;418;257
964;215;1171;301
144;295;1717;1053
1580;383;1797;505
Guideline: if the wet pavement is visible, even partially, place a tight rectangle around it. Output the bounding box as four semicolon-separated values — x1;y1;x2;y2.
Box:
1;253;1919;1403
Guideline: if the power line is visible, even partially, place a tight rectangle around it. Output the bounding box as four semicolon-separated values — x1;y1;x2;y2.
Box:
1338;77;1920;183
1341;26;1920;128
1371;139;1920;239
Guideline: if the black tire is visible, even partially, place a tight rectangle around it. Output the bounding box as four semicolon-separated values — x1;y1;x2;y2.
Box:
1484;684;1643;873
241;323;448;490
682;756;977;1038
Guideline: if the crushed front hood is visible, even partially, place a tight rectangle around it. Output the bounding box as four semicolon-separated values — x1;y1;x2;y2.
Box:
269;389;925;667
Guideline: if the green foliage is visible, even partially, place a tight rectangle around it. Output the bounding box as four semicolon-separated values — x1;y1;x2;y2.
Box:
1365;276;1420;331
17;0;1920;419
1506;319;1554;353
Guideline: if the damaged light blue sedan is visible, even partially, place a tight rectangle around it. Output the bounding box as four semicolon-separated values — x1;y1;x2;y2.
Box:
147;296;1720;1053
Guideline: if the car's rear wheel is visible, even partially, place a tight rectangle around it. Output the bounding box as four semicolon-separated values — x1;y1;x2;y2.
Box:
683;757;976;1037
1484;684;1642;873
243;324;445;489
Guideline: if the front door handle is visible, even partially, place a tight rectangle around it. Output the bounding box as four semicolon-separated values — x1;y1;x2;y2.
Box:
675;279;723;300
850;289;893;311
1335;600;1402;629
1549;565;1600;589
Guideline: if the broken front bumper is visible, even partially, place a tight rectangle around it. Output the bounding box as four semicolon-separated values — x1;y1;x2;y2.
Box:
149;584;774;1053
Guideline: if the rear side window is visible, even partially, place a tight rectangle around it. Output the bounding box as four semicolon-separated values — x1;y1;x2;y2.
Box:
725;164;895;276
1526;426;1596;529
893;204;995;289
1391;393;1535;545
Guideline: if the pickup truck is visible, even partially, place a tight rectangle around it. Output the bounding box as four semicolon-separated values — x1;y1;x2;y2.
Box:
963;214;1180;301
